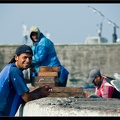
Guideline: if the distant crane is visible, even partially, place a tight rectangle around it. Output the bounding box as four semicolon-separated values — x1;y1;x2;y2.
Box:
88;5;119;43
22;22;28;44
88;6;105;44
88;6;105;38
105;18;119;43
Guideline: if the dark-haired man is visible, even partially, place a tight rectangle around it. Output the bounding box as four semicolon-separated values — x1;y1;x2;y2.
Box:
0;45;52;116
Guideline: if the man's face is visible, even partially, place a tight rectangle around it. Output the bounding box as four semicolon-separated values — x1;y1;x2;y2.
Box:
92;75;101;86
31;32;38;42
15;53;32;69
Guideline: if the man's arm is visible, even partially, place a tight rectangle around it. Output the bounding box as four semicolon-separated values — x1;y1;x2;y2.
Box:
21;85;52;102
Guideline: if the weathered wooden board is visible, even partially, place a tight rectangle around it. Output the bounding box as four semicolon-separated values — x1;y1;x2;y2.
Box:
29;86;86;98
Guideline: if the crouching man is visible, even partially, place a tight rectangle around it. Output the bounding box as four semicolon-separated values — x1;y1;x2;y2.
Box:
87;68;120;98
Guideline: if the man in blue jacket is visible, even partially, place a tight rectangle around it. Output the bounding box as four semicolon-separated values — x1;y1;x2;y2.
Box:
0;45;52;116
29;26;69;87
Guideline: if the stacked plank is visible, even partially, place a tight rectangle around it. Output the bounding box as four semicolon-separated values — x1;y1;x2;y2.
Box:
32;66;60;87
30;66;86;98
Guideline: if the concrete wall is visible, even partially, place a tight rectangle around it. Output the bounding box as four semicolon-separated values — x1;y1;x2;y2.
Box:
0;44;120;87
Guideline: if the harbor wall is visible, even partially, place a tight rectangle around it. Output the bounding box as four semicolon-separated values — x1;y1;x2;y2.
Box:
0;44;120;87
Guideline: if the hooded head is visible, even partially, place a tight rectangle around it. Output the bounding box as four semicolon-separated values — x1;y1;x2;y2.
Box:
29;26;41;42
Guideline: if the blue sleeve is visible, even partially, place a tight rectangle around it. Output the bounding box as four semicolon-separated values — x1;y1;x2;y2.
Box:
10;67;29;95
32;37;51;64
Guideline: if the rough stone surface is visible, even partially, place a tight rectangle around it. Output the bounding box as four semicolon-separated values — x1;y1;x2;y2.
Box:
16;97;120;116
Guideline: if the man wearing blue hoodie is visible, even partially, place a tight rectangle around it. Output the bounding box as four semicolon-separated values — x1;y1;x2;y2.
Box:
29;26;69;87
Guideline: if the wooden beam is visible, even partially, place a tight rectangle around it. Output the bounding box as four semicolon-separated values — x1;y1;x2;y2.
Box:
38;72;58;77
39;66;60;72
29;86;86;98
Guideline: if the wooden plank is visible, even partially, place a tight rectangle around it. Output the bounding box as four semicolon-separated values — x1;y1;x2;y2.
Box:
49;92;86;97
29;87;84;93
52;87;83;93
28;86;86;97
39;66;60;72
38;72;58;77
34;82;55;87
32;76;59;83
31;76;59;87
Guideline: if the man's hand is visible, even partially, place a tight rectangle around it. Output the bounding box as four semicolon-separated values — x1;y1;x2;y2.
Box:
38;85;52;98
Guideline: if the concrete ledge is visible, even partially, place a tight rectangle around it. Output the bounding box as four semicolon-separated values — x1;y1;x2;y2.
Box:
15;97;120;116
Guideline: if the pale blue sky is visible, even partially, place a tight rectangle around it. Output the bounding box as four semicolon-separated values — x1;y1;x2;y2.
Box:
0;3;120;44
